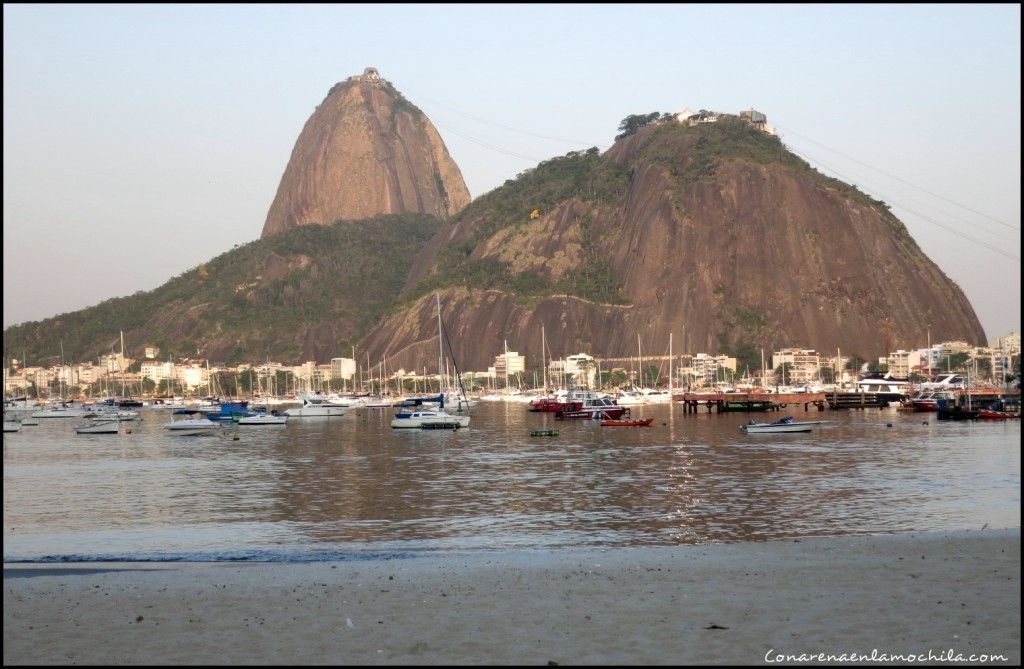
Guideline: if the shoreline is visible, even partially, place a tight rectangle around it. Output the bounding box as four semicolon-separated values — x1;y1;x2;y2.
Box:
4;529;1020;664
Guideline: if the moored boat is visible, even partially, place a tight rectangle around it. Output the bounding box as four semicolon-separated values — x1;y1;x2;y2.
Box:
977;409;1018;420
391;409;470;429
740;416;824;433
284;396;347;417
556;396;628;420
75;419;120;434
600;417;654;427
165;412;223;435
237;412;288;425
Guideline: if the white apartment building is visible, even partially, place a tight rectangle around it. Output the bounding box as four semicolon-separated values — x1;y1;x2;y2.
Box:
549;353;597;388
494;351;526;377
176;364;209;391
140;360;175;384
770;348;821;384
330;358;356;381
99;352;132;374
989;332;1020;356
684;353;738;386
886;349;923;379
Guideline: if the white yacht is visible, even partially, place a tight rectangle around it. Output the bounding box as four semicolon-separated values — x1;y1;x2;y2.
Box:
284;396;347;417
390;409;470;429
854;377;911;402
164;412;223;436
237;413;288;425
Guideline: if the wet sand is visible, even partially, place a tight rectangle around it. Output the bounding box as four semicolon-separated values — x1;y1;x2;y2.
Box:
4;529;1019;665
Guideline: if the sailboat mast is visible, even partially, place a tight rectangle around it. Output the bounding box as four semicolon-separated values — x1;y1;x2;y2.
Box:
669;333;673;394
59;340;65;401
638;334;643;387
541;326;548;392
436;293;445;396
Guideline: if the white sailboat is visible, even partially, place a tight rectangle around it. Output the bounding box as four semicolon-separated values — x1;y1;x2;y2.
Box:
391;294;470;429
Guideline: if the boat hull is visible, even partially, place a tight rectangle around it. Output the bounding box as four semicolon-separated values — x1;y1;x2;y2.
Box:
75;420;120;434
237;415;288;425
557;406;628;420
741;418;824;433
283;406;346;417
600;418;653;427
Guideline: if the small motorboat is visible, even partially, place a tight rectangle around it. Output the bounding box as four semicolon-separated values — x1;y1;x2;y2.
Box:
530;429;559;437
977;409;1019;420
75;419;120;434
237;412;288;425
740;416;824;433
165;411;223;436
599;418;654;427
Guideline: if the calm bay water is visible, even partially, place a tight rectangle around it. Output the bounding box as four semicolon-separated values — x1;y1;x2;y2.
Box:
3;402;1020;562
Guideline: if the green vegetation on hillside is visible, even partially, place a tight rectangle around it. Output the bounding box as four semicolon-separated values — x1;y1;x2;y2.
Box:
410;147;631;306
616;112;669;140
3;214;441;365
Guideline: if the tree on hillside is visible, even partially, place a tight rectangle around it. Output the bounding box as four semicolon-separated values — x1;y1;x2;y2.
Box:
615;112;663;140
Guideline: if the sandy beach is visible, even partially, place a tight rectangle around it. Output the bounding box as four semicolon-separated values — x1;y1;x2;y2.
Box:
4;529;1019;665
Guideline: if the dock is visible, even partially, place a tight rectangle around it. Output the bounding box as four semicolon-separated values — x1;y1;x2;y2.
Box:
673;392;827;413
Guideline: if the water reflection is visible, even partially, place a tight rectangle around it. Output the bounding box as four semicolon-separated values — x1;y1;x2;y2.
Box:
3;402;1020;560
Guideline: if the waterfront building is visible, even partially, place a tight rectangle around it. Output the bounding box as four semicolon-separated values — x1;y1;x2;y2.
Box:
683;353;737;387
176;364;209;391
886;349;923;379
330;358;356;381
770;348;820;384
140;360;175;385
549;353;597;389
494;350;526;378
989;332;1020;355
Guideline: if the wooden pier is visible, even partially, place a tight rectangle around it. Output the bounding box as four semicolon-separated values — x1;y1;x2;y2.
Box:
673;392;828;413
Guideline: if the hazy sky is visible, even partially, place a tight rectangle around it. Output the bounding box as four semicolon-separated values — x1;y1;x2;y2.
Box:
4;4;1020;343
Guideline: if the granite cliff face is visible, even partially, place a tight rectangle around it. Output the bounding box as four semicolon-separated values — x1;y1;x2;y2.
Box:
360;117;986;372
261;68;470;238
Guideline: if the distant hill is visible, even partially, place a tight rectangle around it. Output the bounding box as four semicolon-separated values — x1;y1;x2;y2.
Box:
4;102;987;375
358;115;985;372
3;214;441;366
261;67;470;238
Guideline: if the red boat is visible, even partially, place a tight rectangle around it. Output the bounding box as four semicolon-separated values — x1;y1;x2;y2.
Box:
908;391;956;412
600;417;654;427
531;390;602;414
978;409;1019;420
529;397;581;413
556;397;629;420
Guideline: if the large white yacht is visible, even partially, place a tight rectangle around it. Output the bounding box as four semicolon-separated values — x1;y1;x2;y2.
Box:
284;395;348;417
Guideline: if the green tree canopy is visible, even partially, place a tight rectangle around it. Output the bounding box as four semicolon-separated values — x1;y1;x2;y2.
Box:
616;112;663;140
